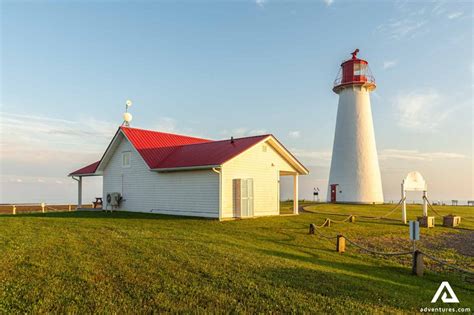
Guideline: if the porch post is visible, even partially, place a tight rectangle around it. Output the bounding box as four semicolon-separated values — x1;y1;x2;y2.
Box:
293;174;299;215
77;176;83;209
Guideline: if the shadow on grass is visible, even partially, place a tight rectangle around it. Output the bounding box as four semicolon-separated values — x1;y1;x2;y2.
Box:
0;210;213;221
257;248;474;309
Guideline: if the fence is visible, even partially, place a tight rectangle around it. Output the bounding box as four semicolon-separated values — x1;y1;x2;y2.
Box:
307;211;474;278
0;203;93;215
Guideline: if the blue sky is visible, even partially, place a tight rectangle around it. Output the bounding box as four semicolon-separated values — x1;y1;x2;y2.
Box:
1;0;472;203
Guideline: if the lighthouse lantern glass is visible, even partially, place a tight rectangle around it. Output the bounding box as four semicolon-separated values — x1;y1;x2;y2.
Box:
334;59;374;89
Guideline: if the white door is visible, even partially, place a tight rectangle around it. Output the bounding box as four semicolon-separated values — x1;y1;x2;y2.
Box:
241;179;254;217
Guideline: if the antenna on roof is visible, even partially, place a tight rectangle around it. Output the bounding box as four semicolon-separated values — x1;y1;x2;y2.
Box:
122;99;133;126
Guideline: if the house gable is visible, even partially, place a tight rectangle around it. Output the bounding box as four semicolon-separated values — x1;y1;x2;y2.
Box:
102;133;219;217
220;138;304;219
221;136;308;175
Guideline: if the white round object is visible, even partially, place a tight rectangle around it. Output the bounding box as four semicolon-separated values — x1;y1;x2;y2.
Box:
404;171;426;191
126;100;133;107
123;112;133;122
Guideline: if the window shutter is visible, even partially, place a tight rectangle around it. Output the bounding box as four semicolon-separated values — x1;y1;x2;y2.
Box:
233;179;241;218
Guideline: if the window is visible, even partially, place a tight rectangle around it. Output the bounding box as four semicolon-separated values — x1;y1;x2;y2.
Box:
122;151;131;168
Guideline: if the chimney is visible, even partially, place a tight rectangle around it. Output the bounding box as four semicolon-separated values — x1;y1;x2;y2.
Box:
230;136;234;144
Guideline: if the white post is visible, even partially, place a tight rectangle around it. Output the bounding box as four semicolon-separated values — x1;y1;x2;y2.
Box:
41;202;45;213
293;174;299;215
422;190;428;217
12;205;16;215
77;176;83;209
401;182;407;224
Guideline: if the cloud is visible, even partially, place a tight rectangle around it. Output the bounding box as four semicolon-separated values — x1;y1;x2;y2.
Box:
0;110;200;203
0;112;117;164
377;18;428;40
290;149;332;166
394;89;454;132
220;128;267;138
379;149;467;161
447;12;463;19
322;0;334;6
383;60;397;70
155;117;179;133
288;130;301;138
255;0;266;8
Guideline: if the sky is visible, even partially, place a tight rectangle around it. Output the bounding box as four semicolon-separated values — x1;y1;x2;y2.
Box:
1;0;473;204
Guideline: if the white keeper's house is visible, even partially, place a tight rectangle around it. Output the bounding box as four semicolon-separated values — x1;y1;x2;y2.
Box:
69;126;309;220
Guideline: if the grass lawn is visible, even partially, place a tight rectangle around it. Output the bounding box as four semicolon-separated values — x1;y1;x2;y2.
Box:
0;203;473;313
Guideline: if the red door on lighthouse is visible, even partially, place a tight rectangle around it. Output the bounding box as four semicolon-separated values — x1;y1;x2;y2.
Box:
330;184;338;203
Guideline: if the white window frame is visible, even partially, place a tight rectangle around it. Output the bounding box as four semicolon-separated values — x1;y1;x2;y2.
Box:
122;151;131;168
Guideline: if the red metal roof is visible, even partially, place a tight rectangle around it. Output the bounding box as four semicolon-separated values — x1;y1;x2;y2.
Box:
120;127;270;169
69;127;275;175
155;135;270;169
69;161;100;176
120;126;212;169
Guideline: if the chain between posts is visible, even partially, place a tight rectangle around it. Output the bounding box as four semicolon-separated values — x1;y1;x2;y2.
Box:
303;198;404;222
423;196;444;218
308;221;474;276
343;237;412;256
419;250;474;275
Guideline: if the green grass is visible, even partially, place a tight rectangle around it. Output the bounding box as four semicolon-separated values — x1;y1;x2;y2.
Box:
0;203;473;313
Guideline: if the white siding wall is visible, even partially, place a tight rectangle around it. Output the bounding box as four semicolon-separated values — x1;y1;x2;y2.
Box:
221;141;296;219
102;135;219;218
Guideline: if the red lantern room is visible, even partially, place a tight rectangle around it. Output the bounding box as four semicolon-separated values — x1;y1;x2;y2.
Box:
333;49;376;93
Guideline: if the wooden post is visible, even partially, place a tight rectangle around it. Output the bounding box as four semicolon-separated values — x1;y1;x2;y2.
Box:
68;204;72;211
293;174;299;215
336;235;345;253
12;205;16;215
41;202;45;213
412;250;424;276
309;224;315;235
323;219;331;227
349;215;356;223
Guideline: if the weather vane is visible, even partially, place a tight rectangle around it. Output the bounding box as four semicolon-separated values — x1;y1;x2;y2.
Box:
123;99;133;126
351;48;359;59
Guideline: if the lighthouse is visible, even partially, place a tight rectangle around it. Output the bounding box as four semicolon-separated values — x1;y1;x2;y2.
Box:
327;49;384;204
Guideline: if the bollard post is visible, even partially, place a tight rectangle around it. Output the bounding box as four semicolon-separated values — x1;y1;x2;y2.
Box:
336;235;345;253
41;202;45;213
412;250;424;276
309;224;315;235
349;215;356;223
12;205;16;215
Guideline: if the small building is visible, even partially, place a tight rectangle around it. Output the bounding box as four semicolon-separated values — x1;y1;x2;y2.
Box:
69;126;308;220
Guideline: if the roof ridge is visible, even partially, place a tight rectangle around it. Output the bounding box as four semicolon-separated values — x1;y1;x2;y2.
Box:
120;126;210;141
177;134;272;148
149;134;272;168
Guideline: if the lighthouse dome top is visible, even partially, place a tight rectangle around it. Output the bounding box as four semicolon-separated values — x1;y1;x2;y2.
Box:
333;49;376;93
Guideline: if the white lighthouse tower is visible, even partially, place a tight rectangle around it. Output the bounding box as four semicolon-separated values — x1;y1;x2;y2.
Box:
327;49;384;204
